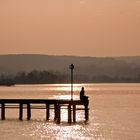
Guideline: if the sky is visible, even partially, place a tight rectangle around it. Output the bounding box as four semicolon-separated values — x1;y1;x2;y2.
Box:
0;0;140;57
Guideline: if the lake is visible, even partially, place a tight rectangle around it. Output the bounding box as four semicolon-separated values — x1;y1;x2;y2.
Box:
0;83;140;140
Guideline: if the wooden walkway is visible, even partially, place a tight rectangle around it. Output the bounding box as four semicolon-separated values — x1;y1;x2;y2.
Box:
0;99;89;123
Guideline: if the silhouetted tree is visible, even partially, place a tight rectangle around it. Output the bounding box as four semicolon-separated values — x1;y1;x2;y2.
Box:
15;72;27;84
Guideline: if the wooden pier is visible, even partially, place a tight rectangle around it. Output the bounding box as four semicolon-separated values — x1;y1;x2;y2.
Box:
0;98;89;123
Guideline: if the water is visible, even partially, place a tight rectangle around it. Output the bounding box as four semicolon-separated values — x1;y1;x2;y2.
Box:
0;83;140;140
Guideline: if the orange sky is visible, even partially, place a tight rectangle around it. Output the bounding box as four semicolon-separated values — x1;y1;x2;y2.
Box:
0;0;140;57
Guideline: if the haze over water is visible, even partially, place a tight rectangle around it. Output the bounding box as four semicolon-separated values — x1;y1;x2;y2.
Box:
0;83;140;140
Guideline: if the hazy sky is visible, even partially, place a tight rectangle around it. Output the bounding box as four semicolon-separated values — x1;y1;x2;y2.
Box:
0;0;140;57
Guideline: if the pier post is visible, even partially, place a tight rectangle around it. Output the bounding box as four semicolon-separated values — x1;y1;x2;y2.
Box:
84;99;89;121
1;103;5;120
46;103;50;120
56;104;61;124
19;103;23;120
85;104;89;121
27;103;31;120
54;104;57;121
73;105;76;123
68;104;72;123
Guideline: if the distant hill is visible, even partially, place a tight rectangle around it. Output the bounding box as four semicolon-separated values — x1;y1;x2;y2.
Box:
0;54;140;81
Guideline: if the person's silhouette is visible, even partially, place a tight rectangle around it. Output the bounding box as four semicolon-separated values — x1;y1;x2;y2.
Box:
80;87;85;100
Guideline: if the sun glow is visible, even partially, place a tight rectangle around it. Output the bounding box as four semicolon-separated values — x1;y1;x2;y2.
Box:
55;84;81;91
55;95;79;100
80;0;86;4
53;84;83;100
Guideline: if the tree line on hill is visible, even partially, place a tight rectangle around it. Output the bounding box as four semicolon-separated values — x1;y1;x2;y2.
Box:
0;70;63;85
0;70;140;85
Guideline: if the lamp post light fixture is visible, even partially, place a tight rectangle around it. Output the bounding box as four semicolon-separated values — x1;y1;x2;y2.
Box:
69;64;74;100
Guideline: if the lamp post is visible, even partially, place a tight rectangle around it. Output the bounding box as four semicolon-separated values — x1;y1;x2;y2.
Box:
69;64;74;100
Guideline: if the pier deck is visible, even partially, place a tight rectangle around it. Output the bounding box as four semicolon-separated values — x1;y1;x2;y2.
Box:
0;99;89;123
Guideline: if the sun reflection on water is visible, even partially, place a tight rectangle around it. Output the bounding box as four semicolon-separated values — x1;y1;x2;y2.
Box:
1;84;140;139
55;95;79;100
47;83;83;91
49;83;84;100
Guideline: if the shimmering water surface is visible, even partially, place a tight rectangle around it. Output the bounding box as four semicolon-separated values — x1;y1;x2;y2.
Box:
0;83;140;140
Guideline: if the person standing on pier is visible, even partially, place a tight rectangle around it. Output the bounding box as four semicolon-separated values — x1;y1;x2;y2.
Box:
80;87;89;101
80;87;85;100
